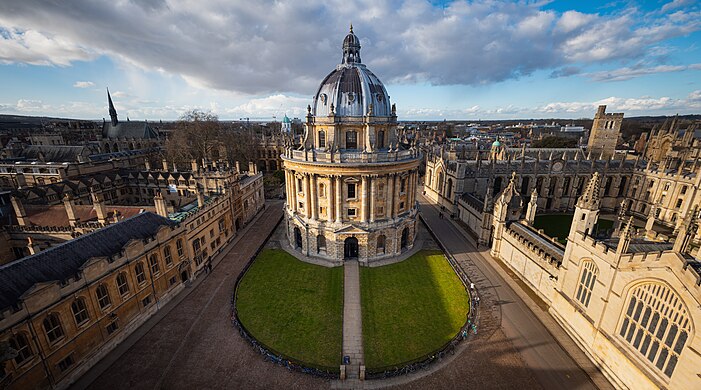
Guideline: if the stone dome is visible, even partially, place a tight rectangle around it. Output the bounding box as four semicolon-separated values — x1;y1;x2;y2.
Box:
312;27;392;118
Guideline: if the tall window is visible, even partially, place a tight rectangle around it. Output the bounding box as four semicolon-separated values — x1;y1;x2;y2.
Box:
176;239;184;257
319;183;326;198
149;254;160;276
116;272;130;296
346;131;358;149
135;262;146;285
576;261;598;307
619;282;690;378
377;130;385;149
43;314;64;344
377;235;386;254
318;130;326;148
96;284;111;310
400;177;407;193
9;333;33;365
71;298;89;326
164;245;173;266
347;183;356;199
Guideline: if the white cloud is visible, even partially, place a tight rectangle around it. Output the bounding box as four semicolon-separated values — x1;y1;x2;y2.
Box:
226;94;309;119
0;1;698;95
585;63;701;82
661;0;695;13
73;81;94;88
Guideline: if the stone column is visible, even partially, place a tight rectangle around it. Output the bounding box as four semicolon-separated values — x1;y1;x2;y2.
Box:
328;176;335;223
361;176;368;222
370;176;376;223
292;172;298;213
285;171;292;210
304;173;312;219
335;175;343;223
311;175;318;220
393;174;401;218
386;174;395;220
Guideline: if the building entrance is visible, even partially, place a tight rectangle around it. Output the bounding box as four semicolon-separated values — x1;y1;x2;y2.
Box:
344;237;359;260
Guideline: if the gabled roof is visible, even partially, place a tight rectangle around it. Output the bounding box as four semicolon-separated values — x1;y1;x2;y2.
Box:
19;145;92;162
0;212;176;310
102;121;158;140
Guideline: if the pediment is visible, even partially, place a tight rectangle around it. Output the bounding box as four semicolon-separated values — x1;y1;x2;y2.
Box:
334;224;369;234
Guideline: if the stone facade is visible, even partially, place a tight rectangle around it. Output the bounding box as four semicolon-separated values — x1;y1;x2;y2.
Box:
282;28;421;265
588;105;623;158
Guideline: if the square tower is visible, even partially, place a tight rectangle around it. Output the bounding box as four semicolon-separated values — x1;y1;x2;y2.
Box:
587;105;623;158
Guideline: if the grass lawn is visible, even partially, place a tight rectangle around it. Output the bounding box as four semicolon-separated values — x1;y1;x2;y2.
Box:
360;250;469;370
533;214;614;244
236;249;343;368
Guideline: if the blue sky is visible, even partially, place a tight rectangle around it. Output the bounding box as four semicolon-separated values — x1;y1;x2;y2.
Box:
0;0;699;121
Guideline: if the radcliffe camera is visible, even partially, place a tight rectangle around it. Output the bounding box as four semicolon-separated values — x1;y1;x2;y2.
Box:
0;1;700;390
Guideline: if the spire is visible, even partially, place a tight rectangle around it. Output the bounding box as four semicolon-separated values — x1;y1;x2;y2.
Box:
674;206;698;253
342;25;361;64
616;216;634;255
577;172;601;210
525;188;538;225
107;87;118;126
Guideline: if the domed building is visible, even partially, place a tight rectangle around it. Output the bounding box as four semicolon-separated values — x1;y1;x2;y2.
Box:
282;27;421;264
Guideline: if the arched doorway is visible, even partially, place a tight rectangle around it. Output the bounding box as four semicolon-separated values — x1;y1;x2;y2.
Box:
344;237;358;260
180;270;189;283
235;218;241;231
294;228;303;250
400;228;408;250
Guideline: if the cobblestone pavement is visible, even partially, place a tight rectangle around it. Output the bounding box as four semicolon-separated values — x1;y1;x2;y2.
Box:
83;202;327;390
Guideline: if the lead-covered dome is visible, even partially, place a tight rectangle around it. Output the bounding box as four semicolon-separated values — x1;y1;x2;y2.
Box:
312;27;392;118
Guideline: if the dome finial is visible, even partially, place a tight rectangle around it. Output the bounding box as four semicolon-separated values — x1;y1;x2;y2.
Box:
350;23;353;33
342;25;361;64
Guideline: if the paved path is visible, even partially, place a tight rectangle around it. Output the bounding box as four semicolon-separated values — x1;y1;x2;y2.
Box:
342;260;364;379
410;195;607;390
76;202;327;390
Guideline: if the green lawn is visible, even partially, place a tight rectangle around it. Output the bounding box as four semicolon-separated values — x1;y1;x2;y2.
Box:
360;250;470;369
533;214;614;244
236;249;343;368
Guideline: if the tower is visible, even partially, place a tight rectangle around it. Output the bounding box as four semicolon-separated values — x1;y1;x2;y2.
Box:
282;27;420;264
569;172;601;239
587;105;623;159
281;114;292;133
107;88;118;127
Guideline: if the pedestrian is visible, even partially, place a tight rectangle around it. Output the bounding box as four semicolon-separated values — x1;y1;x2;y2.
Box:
476;296;480;307
470;282;475;290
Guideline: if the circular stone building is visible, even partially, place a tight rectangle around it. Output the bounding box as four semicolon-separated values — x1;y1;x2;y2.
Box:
282;27;421;265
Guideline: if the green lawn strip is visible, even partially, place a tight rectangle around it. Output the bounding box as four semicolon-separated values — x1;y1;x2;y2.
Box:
360;250;469;369
534;214;615;244
236;249;343;368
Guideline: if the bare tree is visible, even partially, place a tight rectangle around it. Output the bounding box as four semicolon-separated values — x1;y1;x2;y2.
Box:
165;110;222;163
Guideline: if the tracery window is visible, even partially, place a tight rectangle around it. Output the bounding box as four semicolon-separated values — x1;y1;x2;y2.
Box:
618;282;691;378
576;261;598;307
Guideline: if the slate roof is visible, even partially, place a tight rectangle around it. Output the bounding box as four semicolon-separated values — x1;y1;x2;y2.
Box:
0;212;175;310
19;145;92;162
102;121;158;140
24;205;155;226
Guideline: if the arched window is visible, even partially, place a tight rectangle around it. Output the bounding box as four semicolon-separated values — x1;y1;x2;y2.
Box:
346;131;358;149
576;261;598;307
377;130;385;149
319;183;326;198
318;130;326;148
116;272;130;296
96;284;111;310
135;262;146;285
377;235;386;254
176;239;184;257
317;235;326;253
71;297;90;326
9;333;33;365
149;254;160;275
618;282;691;378
43;314;64;343
164;245;173;266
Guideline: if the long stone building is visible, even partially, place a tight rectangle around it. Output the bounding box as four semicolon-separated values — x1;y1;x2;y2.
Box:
282;27;421;264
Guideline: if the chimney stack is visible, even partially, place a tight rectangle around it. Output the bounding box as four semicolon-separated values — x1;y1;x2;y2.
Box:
91;190;108;225
63;194;78;227
154;191;168;217
10;196;28;226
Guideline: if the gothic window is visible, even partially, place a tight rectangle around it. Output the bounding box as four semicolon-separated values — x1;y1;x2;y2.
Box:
149;254;160;276
43;313;64;344
9;333;33;365
576;261;598;307
135;262;146;285
346;131;358;149
318;130;326;148
116;272;130;297
618;282;690;378
96;284;111;310
347;183;356;199
71;298;89;326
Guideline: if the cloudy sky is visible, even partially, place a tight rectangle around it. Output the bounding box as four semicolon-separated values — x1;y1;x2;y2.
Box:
0;0;700;120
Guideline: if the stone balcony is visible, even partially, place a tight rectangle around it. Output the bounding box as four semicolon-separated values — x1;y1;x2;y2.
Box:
286;148;420;164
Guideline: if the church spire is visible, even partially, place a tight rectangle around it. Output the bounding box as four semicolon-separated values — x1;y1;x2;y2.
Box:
577;172;601;210
107;87;118;126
